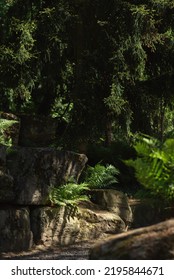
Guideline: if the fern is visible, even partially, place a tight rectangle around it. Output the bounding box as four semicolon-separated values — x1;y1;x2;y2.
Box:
125;134;174;201
49;163;120;206
49;181;90;207
0;118;17;146
84;163;119;189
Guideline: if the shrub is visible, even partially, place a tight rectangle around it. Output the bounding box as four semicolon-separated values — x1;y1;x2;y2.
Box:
86;142;136;190
49;180;89;207
125;134;174;201
49;163;120;207
87;141;135;166
0;118;17;146
84;163;119;189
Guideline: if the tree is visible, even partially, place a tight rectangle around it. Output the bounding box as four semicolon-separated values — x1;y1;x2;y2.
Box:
1;0;174;147
0;0;74;117
125;0;174;140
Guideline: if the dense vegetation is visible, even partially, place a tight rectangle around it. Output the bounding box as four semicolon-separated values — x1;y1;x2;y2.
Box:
0;118;16;145
125;134;174;201
49;163;119;207
1;0;174;201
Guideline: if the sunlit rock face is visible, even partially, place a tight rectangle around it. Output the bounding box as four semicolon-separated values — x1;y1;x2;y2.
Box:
29;189;132;246
7;147;88;205
0;147;89;253
89;219;174;260
89;189;132;227
30;202;126;246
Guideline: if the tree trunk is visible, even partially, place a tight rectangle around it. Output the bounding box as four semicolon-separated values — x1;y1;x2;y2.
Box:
105;117;113;146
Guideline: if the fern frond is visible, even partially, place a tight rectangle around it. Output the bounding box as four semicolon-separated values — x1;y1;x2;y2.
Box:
125;134;174;201
84;163;119;189
49;182;90;207
0;118;17;146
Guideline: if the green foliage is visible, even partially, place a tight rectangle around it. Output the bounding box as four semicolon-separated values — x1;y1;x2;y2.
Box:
0;0;14;16
0;0;74;114
49;163;120;207
0;118;16;146
84;163;119;189
49;180;89;207
87;140;135;165
86;141;136;190
125;134;174;201
1;0;174;145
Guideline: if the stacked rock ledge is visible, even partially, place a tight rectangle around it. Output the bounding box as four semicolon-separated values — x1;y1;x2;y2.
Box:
0;143;132;253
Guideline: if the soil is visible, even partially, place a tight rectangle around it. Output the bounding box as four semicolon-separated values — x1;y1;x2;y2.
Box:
0;237;109;260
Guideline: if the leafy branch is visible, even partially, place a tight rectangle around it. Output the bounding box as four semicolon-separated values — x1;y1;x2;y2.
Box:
125;134;174;201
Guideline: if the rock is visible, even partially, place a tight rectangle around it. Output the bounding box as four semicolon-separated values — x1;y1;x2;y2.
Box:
89;189;132;226
18;114;66;147
30;203;126;246
0;145;6;171
89;219;174;260
0;207;33;252
0;170;14;203
129;198;174;228
0;146;15;203
7;147;88;205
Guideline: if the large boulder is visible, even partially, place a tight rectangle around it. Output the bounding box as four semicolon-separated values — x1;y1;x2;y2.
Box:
0;170;14;203
0;207;33;252
89;219;174;260
0;145;6;171
129;198;174;228
90;189;132;226
30;203;126;246
18;114;66;147
7;147;88;205
0;146;15;203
